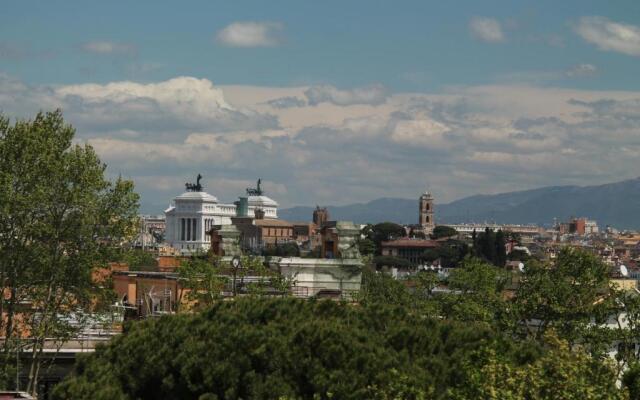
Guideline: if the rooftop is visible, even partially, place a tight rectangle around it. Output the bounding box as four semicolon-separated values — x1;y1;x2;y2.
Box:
175;191;219;203
247;195;278;207
254;219;294;227
381;239;439;248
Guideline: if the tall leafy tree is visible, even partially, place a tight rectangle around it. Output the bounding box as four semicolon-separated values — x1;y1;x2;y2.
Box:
367;222;406;254
0;111;139;395
494;229;507;267
430;225;458;239
513;248;612;345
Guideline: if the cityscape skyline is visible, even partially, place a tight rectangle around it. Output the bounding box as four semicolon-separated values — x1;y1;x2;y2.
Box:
2;1;640;210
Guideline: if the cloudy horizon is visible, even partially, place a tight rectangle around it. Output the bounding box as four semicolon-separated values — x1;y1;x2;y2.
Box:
2;1;640;212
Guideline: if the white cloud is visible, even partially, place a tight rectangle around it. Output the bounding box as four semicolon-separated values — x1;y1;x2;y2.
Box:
574;16;640;56
53;76;277;134
81;41;136;55
266;96;307;109
469;17;505;43
3;74;640;209
566;63;598;78
216;22;284;47
304;84;388;106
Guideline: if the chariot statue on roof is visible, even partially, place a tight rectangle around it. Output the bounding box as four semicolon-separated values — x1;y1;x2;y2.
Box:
185;173;203;192
246;178;263;196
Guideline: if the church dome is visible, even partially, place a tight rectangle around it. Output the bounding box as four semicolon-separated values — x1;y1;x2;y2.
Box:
175;191;219;203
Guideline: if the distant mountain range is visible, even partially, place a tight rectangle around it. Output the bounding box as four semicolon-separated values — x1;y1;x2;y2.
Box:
279;177;640;229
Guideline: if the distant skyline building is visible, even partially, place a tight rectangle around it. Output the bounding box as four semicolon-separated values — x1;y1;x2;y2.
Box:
164;176;279;254
313;206;329;228
419;190;435;233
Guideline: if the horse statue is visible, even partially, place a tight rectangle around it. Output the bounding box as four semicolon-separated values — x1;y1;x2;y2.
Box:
185;174;203;192
246;178;263;196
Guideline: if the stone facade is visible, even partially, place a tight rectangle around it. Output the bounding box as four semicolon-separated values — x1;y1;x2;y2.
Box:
209;224;243;257
419;190;435;233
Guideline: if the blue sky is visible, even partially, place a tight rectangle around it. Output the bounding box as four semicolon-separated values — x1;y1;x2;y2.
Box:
3;0;639;90
2;1;640;213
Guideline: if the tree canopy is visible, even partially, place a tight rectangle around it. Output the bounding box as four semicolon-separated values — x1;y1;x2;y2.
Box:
430;225;458;239
53;297;624;400
53;248;635;399
366;222;406;254
0;110;139;394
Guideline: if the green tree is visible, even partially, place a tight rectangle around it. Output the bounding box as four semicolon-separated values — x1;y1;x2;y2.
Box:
358;266;413;306
430;225;458;240
52;298;622;400
262;242;300;257
0;111;139;395
494;230;507;267
120;248;158;271
507;248;530;261
451;333;625;400
422;239;469;268
440;258;510;325
513;248;612;345
177;256;226;310
623;362;640;400
357;237;376;256
368;222;405;254
473;228;506;267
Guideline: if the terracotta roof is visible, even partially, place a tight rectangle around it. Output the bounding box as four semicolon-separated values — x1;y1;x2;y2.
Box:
381;239;439;248
253;219;294;227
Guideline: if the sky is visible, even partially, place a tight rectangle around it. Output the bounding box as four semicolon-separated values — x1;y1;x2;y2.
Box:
1;0;640;212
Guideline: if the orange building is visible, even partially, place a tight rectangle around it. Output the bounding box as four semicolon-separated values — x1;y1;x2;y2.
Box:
112;270;183;317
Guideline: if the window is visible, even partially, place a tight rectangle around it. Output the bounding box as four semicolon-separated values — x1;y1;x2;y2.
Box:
181;218;185;241
193;218;197;241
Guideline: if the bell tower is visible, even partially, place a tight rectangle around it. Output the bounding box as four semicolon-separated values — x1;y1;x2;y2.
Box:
419;190;435;232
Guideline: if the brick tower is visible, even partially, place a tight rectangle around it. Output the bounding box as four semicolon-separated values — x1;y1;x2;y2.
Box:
419;190;435;233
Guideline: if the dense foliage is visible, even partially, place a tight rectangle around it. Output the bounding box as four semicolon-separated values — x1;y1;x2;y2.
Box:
422;239;469;268
364;222;406;255
472;228;507;267
53;246;640;399
430;225;458;239
53;297;623;400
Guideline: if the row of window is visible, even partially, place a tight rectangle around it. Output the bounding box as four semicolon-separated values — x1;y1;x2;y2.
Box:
263;228;293;237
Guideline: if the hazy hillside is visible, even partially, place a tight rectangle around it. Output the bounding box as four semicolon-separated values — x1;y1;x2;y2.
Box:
279;177;640;229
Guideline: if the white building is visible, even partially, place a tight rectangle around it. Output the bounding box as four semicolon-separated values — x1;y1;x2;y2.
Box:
164;178;279;254
585;219;599;235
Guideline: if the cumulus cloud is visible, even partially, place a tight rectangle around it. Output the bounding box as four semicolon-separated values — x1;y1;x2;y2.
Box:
469;17;505;43
574;16;640;56
80;41;136;55
216;22;284;47
0;75;278;141
266;96;307;109
3;74;640;210
566;63;598;78
304;84;388;106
